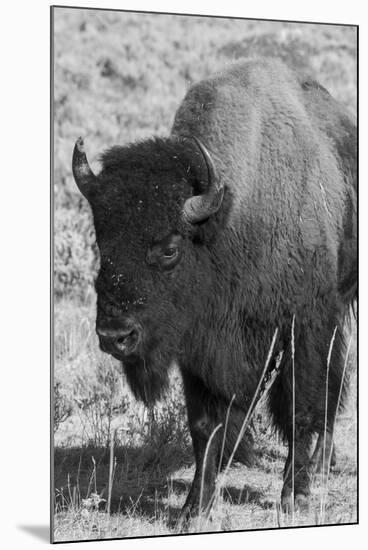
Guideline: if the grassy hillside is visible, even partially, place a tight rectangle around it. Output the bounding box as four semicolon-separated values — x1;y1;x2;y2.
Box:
54;8;356;301
53;7;357;542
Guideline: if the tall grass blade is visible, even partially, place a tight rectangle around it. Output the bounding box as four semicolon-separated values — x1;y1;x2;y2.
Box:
291;315;295;524
107;428;116;515
320;332;352;522
86;456;97;499
197;422;223;531
217;394;236;477
319;326;337;522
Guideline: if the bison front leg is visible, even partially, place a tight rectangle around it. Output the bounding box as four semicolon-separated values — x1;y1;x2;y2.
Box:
281;424;313;512
179;370;222;524
269;369;314;513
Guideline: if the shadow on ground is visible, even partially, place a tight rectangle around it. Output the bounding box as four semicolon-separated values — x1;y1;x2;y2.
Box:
54;441;276;528
17;525;50;543
222;484;274;509
54;443;192;518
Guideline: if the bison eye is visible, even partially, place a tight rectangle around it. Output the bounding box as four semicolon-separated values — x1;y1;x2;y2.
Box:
160;246;180;269
163;248;177;259
146;234;182;270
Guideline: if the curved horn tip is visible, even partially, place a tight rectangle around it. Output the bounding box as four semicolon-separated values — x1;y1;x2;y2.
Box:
192;136;209;154
192;136;206;156
192;136;218;174
75;136;85;152
182;135;223;224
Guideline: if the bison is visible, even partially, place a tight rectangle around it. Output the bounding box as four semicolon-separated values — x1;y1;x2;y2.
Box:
72;58;357;520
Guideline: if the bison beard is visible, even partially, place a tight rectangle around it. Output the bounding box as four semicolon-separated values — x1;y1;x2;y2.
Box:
72;58;357;524
122;353;171;406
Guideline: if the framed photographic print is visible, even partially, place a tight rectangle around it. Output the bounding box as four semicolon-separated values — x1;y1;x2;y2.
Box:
51;5;357;543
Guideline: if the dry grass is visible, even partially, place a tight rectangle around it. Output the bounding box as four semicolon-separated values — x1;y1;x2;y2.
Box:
53;301;357;542
53;410;357;541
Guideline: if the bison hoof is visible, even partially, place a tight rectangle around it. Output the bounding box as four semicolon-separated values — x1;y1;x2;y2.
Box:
281;492;309;514
176;505;193;532
176;501;204;531
176;501;214;532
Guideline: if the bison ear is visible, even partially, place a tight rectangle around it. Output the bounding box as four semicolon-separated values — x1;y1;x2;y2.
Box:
182;137;225;224
72;137;98;200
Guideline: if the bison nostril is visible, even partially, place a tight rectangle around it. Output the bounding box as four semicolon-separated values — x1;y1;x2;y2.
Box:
114;327;140;353
116;335;127;347
97;321;142;355
116;329;136;348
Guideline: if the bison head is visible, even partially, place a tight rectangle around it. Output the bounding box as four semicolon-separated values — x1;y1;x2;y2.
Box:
72;136;224;404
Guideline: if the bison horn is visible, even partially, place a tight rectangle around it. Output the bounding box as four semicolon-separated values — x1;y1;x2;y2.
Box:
72;137;98;199
183;137;224;224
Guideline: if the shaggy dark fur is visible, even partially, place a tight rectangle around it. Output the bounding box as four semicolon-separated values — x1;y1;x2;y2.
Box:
75;59;357;519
